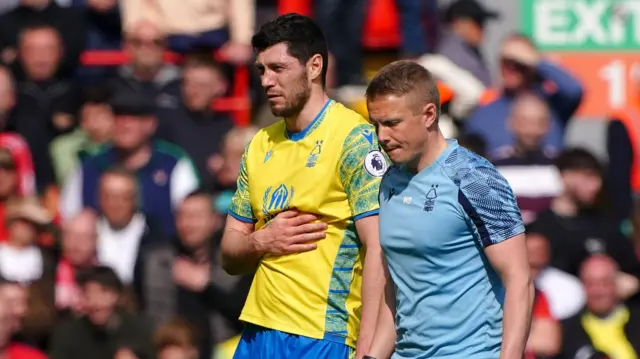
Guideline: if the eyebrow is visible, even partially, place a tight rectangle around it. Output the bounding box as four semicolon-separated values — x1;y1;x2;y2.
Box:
377;117;402;124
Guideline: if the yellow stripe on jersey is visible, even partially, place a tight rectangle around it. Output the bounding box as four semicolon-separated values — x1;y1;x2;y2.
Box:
228;100;384;348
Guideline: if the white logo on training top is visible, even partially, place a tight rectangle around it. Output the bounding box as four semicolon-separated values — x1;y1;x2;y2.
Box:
364;150;388;177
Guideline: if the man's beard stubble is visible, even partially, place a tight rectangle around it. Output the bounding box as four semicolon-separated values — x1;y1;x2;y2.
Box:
270;73;311;118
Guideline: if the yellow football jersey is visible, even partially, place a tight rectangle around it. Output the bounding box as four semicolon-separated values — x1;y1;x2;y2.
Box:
228;100;386;348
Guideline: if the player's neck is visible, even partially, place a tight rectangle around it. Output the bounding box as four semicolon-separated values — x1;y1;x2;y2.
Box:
284;91;329;133
410;131;448;173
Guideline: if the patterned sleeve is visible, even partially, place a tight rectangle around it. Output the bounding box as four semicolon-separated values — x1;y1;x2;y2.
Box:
228;144;255;223
339;124;387;220
458;158;524;247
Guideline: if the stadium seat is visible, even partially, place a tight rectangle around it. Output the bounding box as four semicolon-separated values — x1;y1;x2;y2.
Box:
362;0;401;49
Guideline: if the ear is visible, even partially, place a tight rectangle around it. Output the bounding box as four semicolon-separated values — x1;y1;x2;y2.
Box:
423;103;438;129
307;54;324;83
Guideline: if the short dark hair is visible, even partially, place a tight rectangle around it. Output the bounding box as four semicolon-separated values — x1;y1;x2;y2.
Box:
18;22;60;44
554;148;602;174
183;52;225;75
251;13;329;86
366;60;441;117
81;84;112;107
154;317;200;352
183;188;215;211
76;266;123;293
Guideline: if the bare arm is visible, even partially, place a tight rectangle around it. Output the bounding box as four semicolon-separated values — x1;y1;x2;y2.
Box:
526;318;561;357
220;215;263;275
221;211;327;275
354;215;385;359
367;254;397;359
485;234;534;359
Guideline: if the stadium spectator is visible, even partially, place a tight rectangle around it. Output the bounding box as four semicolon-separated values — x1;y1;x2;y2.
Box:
120;0;254;61
315;0;367;92
208;126;258;196
0;279;28;332
437;0;498;87
0;0;86;80
530;149;640;288
0;197;52;284
396;0;437;59
0;67;36;197
156;53;234;188
607;86;640;220
465;33;583;157
0;150;26;242
526;229;585;320
561;255;640;359
8;24;80;195
109;20;181;110
495;94;561;223
49;266;155;359
138;190;250;359
154;317;199;359
0;294;47;359
631;198;640;258
60;92;199;235
95;167;167;285
55;209;97;315
70;0;122;84
525;289;561;359
50;84;114;185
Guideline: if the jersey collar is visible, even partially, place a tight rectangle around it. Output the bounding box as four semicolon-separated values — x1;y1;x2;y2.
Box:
285;99;333;141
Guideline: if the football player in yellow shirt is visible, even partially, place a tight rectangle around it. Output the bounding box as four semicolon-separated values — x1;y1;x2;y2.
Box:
221;13;387;359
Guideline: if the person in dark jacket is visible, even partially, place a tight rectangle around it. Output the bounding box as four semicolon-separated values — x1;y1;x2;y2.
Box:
8;23;80;194
108;20;181;113
0;0;120;81
60;92;199;236
561;255;640;359
49;266;155;359
137;190;251;359
155;53;234;189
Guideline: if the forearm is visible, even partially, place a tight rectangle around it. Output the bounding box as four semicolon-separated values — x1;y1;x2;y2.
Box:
368;254;397;359
500;276;535;359
526;319;561;357
229;0;254;44
368;290;396;358
221;229;263;275
356;246;385;357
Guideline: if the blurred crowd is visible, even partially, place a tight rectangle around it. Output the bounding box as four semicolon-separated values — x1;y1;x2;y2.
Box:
0;0;637;359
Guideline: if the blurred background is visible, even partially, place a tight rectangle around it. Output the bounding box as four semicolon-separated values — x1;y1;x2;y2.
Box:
0;0;637;358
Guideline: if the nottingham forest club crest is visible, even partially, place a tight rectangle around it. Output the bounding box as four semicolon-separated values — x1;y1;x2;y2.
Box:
306;140;323;168
261;184;295;224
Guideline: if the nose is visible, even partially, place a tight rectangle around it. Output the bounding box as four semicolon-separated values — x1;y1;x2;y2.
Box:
260;70;276;89
376;126;391;146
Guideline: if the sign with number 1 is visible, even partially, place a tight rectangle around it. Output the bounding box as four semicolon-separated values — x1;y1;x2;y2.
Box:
520;0;640;118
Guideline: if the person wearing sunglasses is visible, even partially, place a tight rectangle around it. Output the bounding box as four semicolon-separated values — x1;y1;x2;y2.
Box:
465;33;584;160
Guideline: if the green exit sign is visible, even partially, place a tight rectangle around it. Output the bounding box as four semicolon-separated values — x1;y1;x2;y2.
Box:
521;0;640;51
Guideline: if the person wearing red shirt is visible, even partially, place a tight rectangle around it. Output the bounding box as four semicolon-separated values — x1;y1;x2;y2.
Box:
0;288;46;359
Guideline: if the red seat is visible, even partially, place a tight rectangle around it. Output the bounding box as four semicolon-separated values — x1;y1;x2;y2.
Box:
362;0;401;49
